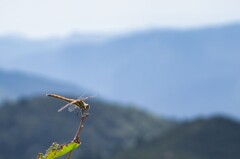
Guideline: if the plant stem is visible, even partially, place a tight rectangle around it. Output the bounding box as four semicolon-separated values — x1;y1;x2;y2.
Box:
66;113;89;159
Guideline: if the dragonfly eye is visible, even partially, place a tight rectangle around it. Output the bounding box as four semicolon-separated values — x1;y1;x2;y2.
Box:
85;104;90;110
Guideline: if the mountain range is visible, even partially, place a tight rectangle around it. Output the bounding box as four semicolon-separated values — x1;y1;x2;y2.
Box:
0;24;240;118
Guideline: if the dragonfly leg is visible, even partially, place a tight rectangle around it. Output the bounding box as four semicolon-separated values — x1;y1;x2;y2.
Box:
80;109;84;117
76;109;89;118
76;109;81;117
82;109;89;116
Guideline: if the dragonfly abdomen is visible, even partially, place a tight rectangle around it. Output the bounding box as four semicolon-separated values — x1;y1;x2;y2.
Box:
47;94;74;103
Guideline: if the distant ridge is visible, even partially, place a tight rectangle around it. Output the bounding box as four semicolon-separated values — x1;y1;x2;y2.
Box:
0;68;84;102
0;24;240;117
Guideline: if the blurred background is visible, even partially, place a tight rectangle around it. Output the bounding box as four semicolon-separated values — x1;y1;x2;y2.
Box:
0;0;240;159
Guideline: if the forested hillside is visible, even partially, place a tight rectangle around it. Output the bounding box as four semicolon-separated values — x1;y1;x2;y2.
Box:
0;96;173;159
114;116;240;159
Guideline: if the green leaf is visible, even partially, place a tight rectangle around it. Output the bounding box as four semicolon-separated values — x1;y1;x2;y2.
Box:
45;142;59;155
38;141;80;159
37;153;44;159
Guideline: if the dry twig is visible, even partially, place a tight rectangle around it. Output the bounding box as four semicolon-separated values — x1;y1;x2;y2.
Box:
66;113;89;159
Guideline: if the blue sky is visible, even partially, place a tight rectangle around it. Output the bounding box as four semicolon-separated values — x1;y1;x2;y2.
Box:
0;0;240;38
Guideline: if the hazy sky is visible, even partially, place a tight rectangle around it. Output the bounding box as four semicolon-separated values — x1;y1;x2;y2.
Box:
0;0;240;38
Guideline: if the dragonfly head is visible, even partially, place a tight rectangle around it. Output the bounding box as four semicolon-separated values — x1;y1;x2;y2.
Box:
83;102;90;111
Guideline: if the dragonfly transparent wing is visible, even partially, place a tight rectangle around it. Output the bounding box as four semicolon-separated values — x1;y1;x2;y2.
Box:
58;100;77;112
82;95;98;101
68;105;79;112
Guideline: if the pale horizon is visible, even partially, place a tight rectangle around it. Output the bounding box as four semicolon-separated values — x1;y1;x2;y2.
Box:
0;0;240;38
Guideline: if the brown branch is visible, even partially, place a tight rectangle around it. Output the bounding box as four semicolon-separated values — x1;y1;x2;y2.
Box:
66;113;89;159
66;150;73;159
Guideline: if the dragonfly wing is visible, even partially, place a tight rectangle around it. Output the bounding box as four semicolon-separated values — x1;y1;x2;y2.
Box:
82;95;98;101
58;100;77;112
68;105;78;112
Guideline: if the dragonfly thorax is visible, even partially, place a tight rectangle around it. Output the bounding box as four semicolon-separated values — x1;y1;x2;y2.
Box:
75;101;90;111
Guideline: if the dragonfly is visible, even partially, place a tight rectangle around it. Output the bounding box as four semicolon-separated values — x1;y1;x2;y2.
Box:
46;94;95;113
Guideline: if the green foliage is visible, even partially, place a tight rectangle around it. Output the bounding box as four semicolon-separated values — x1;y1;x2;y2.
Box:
45;142;60;157
37;141;80;159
